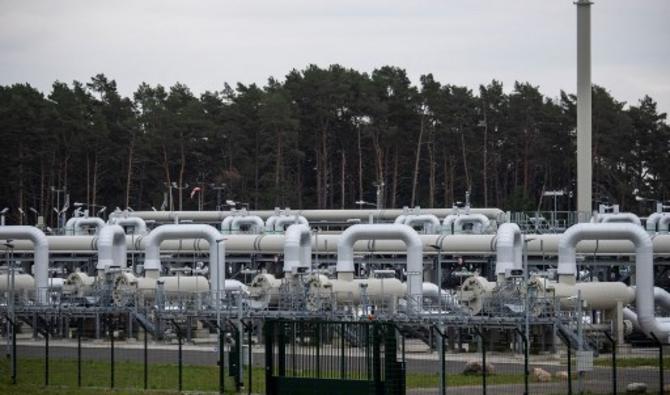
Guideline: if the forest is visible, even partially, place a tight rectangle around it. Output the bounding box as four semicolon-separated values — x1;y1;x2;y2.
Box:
0;64;668;225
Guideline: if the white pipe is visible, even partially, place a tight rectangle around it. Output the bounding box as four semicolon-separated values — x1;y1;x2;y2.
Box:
454;213;490;234
283;224;312;273
558;222;670;341
126;208;507;223
231;215;264;234
64;217;79;235
96;225;127;271
658;215;670;233
494;223;522;279
646;212;665;232
143;224;225;299
599;213;641;226
269;215;308;233
109;217;147;235
336;224;423;311
0;226;49;303
74;217;105;235
221;215;235;234
394;215;407;224
404;214;441;234
442;214;459;234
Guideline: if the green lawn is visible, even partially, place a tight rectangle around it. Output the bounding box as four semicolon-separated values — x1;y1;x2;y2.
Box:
0;357;541;394
594;356;670;369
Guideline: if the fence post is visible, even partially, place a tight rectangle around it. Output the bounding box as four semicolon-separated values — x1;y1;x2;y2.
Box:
246;321;253;395
12;318;17;385
144;324;148;390
515;327;529;395
432;325;447;395
78;318;82;387
650;334;664;395
219;323;225;394
44;316;49;386
567;339;573;395
110;316;115;389
603;331;616;395
177;325;183;392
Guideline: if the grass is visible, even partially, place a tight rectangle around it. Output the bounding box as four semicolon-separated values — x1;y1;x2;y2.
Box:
593;356;670;369
0;357;548;394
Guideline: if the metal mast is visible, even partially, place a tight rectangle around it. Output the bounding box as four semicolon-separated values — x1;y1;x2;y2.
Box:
576;0;593;221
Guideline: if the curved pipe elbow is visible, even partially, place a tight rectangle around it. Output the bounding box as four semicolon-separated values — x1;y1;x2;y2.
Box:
97;224;127;270
74;217;106;235
109;217;147;235
231;216;264;234
0;226;49;303
495;222;522;276
600;213;642;227
283;224;312;273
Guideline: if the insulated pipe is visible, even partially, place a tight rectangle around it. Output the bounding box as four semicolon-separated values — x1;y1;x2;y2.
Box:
108;217;147;235
404;214;441;234
494;223;522;278
658;215;670;233
283;224;312;273
96;225;127;271
143;224;225;299
599;213;642;226
74;217;105;235
454;214;490;234
558;222;670;341
0;226;49;304
64;217;79;235
645;212;665;232
270;215;308;233
394;215;407;224
442;214;459;234
231;215;264;234
336;224;423;311
126;208;507;223
221;215;236;234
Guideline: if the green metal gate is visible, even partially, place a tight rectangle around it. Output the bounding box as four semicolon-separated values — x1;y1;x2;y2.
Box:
264;320;405;395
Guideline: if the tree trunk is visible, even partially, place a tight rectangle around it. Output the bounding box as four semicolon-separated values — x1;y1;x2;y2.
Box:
179;139;186;211
391;148;399;208
410;115;425;207
275;129;283;206
357;126;363;202
125;132;135;208
340;151;346;209
92;155;98;208
523;128;529;197
482;118;488;207
459;125;470;192
428;130;435;208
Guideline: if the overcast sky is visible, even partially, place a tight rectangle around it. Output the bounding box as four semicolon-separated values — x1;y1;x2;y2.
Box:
1;0;669;114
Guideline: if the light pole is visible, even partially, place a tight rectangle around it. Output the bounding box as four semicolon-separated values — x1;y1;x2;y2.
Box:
172;182;189;211
50;186;67;229
29;207;39;226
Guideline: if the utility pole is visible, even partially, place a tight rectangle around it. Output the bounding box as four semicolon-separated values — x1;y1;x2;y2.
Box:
210;184;226;211
576;0;593;221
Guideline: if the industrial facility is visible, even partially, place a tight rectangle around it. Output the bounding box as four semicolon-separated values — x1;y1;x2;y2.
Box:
1;202;669;394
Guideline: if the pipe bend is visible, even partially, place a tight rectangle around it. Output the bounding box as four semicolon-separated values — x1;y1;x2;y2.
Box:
599;213;642;226
109;217;147;235
283;224;312;273
74;217;106;235
0;226;49;303
231;215;264;234
97;224;127;270
495;222;522;276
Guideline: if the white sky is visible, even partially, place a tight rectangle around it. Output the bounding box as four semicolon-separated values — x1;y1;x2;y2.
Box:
1;0;669;114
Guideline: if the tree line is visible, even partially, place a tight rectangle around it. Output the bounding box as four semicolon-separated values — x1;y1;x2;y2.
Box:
0;64;668;226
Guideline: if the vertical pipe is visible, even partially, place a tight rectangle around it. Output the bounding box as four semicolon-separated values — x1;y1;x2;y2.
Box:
576;0;593;221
